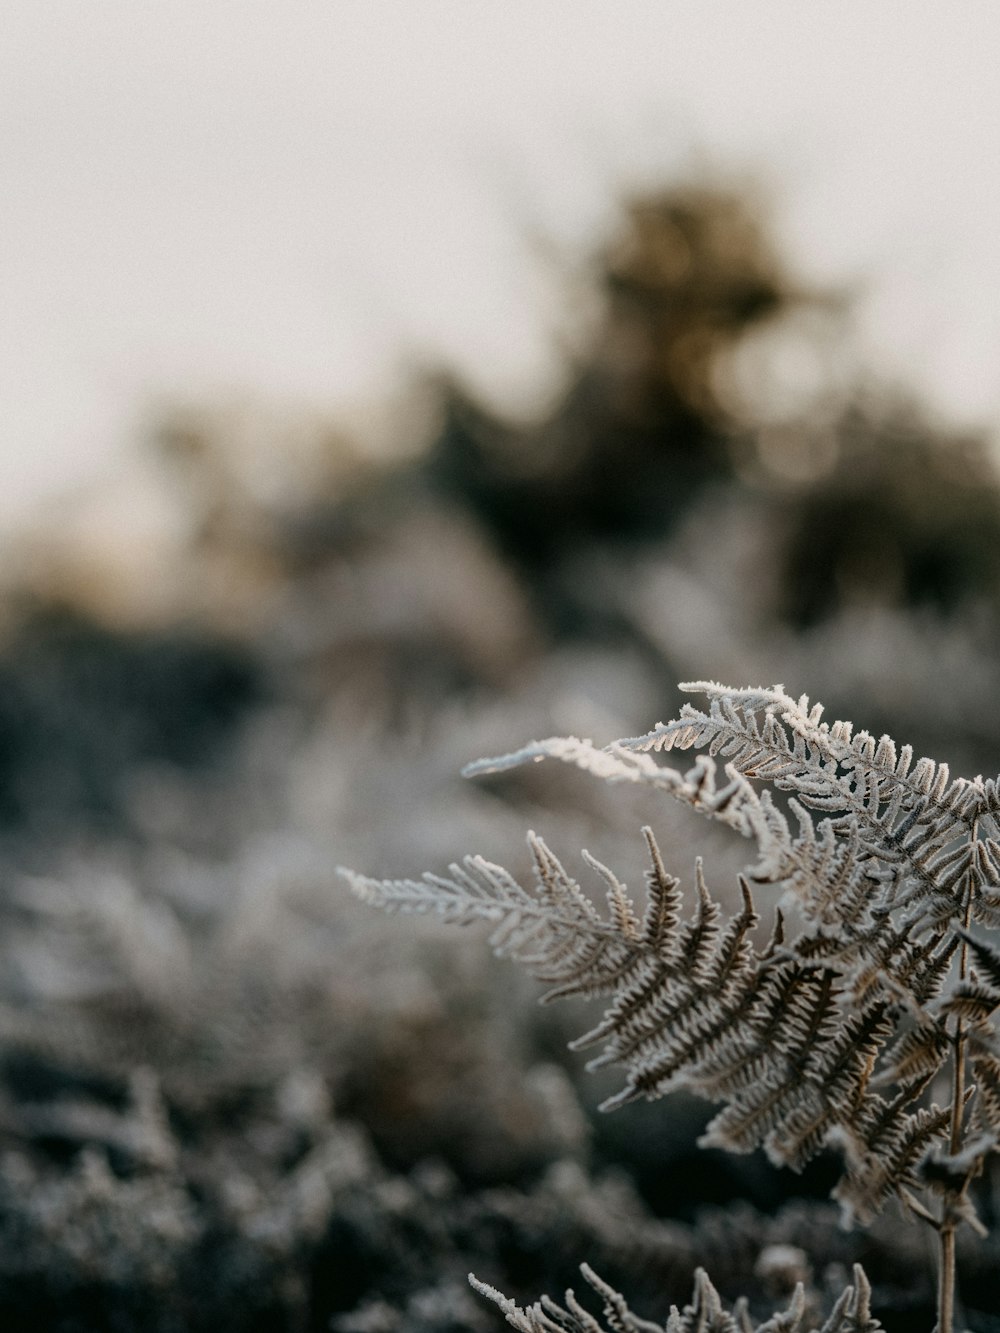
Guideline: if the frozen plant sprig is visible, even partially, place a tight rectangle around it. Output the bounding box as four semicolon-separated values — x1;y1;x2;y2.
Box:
343;682;1000;1333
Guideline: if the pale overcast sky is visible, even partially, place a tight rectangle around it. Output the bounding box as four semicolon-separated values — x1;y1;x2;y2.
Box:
3;2;1000;530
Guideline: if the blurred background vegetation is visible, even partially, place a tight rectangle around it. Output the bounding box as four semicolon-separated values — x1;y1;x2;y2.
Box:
3;178;1000;1331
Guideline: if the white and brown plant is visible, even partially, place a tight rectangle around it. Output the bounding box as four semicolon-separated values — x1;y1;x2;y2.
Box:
344;683;1000;1332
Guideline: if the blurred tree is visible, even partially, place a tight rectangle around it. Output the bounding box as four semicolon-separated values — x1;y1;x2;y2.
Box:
427;186;801;567
774;398;1000;627
144;180;1000;648
425;186;1000;634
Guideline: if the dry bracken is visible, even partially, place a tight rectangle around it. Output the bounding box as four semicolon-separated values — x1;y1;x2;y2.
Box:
344;683;1000;1331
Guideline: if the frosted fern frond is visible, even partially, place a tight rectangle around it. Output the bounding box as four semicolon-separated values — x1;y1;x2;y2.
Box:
468;1263;880;1333
695;979;896;1173
346;682;1000;1230
832;1098;954;1225
345;830;758;1027
626;684;972;833
618;684;995;931
468;742;792;882
969;1042;1000;1135
343;834;653;1003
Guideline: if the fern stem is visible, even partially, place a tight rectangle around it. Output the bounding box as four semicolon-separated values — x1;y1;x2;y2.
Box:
937;1225;956;1333
938;834;976;1333
949;1025;967;1158
935;1032;963;1333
